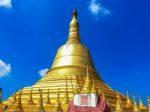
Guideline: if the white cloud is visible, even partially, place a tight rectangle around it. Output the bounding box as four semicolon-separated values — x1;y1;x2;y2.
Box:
38;68;49;77
0;0;12;8
0;59;11;78
88;0;111;18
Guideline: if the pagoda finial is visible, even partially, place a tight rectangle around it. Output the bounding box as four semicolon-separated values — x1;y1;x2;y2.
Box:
71;76;75;94
67;9;80;44
115;93;123;112
35;89;44;112
139;96;147;111
81;65;91;93
98;88;102;95
54;89;63;112
85;65;91;83
133;94;139;112
91;79;97;93
46;88;51;105
147;97;150;112
14;90;24;112
62;76;70;104
12;92;16;104
27;87;34;105
125;91;133;109
71;76;79;94
65;76;68;93
101;89;105;99
148;97;150;103
56;89;61;106
18;90;22;104
0;88;2;105
74;85;79;94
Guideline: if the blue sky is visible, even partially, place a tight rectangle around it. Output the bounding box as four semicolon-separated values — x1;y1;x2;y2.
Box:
0;0;150;105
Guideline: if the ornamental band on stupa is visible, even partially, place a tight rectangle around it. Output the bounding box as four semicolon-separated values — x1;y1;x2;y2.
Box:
0;9;149;112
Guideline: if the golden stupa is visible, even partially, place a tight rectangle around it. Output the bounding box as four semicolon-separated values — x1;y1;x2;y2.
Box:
0;9;149;112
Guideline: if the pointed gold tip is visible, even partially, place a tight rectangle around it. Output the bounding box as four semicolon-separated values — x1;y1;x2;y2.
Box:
133;94;135;99
133;95;139;111
126;91;133;109
46;88;51;105
148;97;150;104
98;88;102;94
101;89;105;98
91;79;97;93
55;89;61;106
80;65;91;93
139;96;147;111
86;65;90;80
72;8;77;18
27;87;34;105
115;93;123;111
29;87;33;99
67;9;80;44
126;91;129;95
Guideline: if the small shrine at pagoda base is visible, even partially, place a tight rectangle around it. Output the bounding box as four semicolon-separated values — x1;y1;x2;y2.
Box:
0;9;149;112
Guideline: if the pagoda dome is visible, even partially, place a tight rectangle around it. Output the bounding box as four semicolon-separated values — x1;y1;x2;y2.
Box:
47;9;100;80
51;9;95;70
51;43;94;69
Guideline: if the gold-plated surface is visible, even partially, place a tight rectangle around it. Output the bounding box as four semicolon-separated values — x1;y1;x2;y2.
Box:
133;95;139;112
80;66;92;93
115;93;123;112
14;90;24;112
34;89;45;112
148;97;150;112
51;9;95;70
67;9;80;44
2;9;148;112
53;89;63;112
125;91;133;110
139;96;147;111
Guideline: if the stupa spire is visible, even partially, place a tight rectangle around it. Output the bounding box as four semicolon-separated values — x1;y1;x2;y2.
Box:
148;97;150;112
55;89;63;112
62;76;70;111
66;8;81;44
12;92;16;104
139;96;147;111
46;88;51;105
27;87;34;105
81;65;91;93
14;90;24;112
35;89;44;112
125;91;133;109
115;93;123;112
102;90;106;99
91;79;97;93
98;88;102;95
62;76;70;104
133;95;139;112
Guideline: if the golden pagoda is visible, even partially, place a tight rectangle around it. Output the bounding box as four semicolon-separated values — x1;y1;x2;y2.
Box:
139;96;147;111
125;91;133;109
1;9;149;112
115;93;123;112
